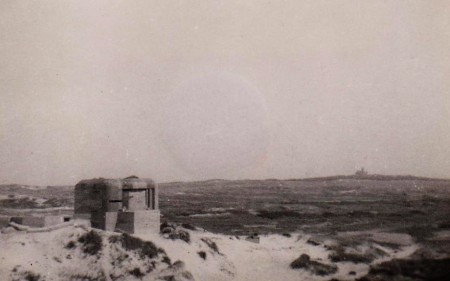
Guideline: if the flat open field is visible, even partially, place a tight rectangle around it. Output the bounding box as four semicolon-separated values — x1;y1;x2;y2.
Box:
159;177;450;237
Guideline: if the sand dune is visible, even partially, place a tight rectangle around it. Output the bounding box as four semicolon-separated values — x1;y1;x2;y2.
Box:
0;222;422;281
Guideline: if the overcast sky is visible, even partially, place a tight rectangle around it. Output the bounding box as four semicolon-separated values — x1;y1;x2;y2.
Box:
1;1;449;185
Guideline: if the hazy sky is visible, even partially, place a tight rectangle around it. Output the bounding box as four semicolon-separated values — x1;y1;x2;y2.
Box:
1;1;449;185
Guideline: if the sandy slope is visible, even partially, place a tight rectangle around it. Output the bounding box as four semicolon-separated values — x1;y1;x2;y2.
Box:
0;223;192;281
0;223;418;281
139;228;417;281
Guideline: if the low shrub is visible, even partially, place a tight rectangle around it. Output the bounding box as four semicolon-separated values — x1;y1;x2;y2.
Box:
162;256;172;265
329;252;373;263
129;268;144;278
329;250;373;264
197;251;207;260
306;239;320;246
290;254;337;276
157;247;167;255
161;227;173;234
437;221;450;229
161;275;175;281
11;269;41;281
42;198;63;207
24;271;40;281
169;229;190;243
109;233;159;259
160;221;176;232
181;271;194;280
290;254;310;269
65;241;76;249
78;230;103;255
69;273;106;281
359;258;450;281
201;238;220;254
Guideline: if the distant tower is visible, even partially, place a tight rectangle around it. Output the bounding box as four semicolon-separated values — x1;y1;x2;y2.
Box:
74;176;160;234
355;167;368;177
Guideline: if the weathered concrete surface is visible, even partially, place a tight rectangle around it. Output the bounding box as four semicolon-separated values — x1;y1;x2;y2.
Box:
10;215;65;227
74;177;158;216
44;215;65;226
74;179;120;216
91;211;118;232
123;189;147;211
0;217;11;228
115;210;160;234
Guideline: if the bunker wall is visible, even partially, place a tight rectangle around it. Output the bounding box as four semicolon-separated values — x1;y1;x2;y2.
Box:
115;210;160;234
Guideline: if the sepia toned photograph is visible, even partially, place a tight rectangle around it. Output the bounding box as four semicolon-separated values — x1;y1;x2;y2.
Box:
1;1;449;280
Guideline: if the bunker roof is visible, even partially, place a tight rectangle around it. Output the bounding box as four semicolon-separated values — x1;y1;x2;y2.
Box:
76;176;156;189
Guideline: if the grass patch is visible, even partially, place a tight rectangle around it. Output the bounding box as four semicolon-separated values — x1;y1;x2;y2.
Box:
181;223;197;230
360;258;450;281
0;197;41;209
257;210;302;219
398;226;435;242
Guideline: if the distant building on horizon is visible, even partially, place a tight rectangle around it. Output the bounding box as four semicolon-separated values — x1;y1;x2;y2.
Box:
355;167;368;177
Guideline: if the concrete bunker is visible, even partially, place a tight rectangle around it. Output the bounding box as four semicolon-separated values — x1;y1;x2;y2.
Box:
74;176;160;234
9;215;71;228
